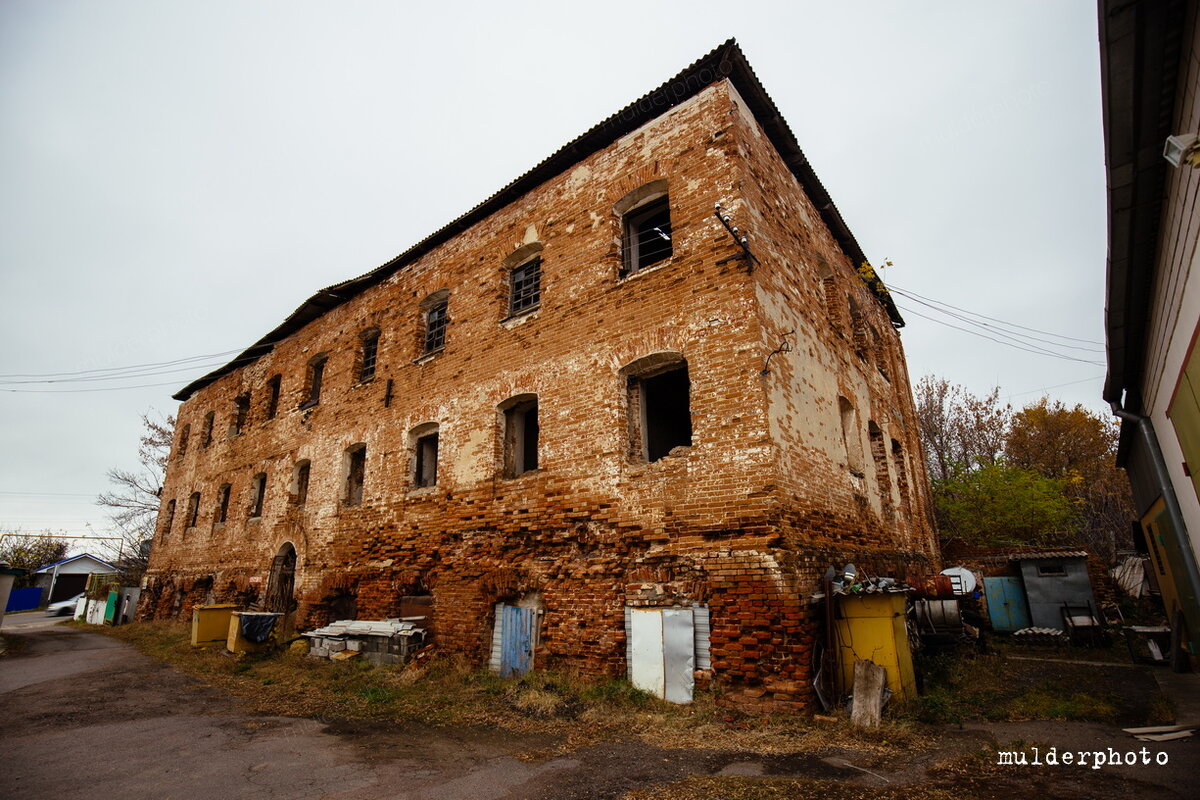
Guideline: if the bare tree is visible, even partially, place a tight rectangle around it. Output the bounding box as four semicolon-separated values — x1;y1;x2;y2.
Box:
0;529;70;588
96;411;175;583
914;376;1011;481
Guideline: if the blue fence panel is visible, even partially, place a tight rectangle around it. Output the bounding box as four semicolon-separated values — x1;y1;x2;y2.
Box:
5;586;43;612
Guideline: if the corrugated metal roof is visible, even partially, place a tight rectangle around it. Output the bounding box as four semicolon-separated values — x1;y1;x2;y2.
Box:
1010;549;1089;560
174;38;901;401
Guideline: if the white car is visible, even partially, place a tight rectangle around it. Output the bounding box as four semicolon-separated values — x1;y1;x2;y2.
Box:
45;593;84;616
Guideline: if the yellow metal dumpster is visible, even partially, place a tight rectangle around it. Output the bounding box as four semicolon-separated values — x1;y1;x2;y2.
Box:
191;604;238;647
833;593;917;702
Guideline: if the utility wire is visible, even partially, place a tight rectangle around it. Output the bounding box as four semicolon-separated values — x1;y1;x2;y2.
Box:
895;304;1106;366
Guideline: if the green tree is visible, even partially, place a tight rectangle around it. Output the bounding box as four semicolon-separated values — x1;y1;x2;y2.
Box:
933;462;1081;548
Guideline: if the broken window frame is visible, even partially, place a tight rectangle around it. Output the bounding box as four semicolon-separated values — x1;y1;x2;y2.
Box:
301;354;327;410
358;328;380;383
621;353;693;463
344;444;366;506
424;300;448;353
508;257;542;317
411;424;440;488
500;395;539;478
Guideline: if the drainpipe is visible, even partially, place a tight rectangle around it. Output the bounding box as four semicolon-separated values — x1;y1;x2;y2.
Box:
1111;402;1200;656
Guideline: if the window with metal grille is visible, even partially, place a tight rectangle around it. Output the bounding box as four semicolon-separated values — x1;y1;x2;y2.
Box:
359;330;380;382
509;257;541;316
623;194;672;273
424;300;448;353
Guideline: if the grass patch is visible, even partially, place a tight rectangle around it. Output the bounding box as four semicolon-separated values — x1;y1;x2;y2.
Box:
95;620;931;759
910;648;1157;725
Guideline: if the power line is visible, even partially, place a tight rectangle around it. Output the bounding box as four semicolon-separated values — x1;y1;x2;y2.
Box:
896;303;1106;366
888;282;1104;346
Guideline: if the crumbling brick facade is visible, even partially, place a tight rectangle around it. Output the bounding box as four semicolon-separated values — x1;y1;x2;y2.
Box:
144;41;939;710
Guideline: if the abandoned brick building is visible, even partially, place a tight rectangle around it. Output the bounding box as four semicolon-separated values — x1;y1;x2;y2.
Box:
143;40;939;708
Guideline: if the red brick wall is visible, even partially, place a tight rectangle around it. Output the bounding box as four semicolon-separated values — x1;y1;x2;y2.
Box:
144;80;937;708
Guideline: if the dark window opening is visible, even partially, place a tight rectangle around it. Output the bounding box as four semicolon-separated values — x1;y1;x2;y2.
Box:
623;195;672;273
359;330;379;382
292;461;310;505
163;499;175;534
177;425;190;459
216;483;231;524
415;432;439;487
503;398;539;478
1037;563;1066;577
201;411;215;447
302;356;326;409
868;422;892;509
265;375;281;419
424;301;448;353
233;393;250;435
635;365;692;462
187;491;200;528
345;445;366;506
250;472;266;518
509;258;541;316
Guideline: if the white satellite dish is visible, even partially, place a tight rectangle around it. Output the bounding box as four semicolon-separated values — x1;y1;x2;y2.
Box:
940;566;977;595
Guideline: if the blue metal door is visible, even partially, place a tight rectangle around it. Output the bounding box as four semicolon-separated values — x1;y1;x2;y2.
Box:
984;577;1031;632
499;605;535;677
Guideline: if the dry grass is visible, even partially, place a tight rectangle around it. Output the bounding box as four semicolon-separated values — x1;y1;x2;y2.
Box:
97;620;935;761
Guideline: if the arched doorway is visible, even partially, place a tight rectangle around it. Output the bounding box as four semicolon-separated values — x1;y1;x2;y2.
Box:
264;542;297;615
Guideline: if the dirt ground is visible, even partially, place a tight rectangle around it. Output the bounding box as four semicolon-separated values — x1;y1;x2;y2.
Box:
1;620;1196;799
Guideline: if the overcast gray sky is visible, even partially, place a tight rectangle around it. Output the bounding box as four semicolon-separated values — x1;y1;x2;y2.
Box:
0;1;1107;555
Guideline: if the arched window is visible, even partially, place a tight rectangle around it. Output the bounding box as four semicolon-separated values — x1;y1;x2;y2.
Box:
503;245;543;317
839;396;864;475
290;460;311;505
621;352;692;462
177;424;190;459
216;483;231;524
343;444;366;505
249;472;267;518
420;290;450;354
301;353;327;409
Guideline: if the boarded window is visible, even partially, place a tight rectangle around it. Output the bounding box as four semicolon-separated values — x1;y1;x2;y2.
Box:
839;396;864;475
623;194;672;273
249;472;266;518
265;375;281;420
359;329;380;382
509;257;541;316
501;396;538;478
345;445;366;506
